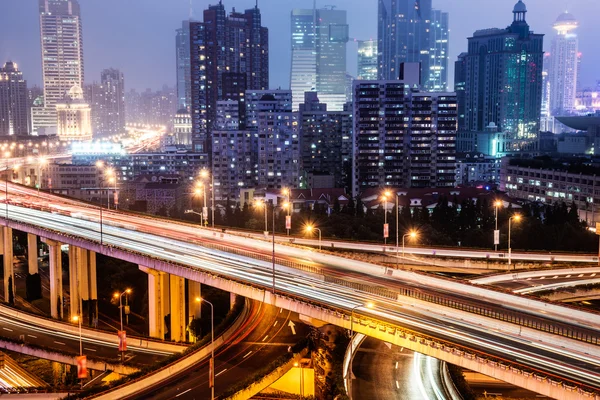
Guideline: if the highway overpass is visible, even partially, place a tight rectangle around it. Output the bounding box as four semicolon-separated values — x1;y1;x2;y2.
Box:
1;184;600;399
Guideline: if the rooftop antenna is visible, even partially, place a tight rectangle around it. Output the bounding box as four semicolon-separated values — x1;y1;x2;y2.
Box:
189;0;193;19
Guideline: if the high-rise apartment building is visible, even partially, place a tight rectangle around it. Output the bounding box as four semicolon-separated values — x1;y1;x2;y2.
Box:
176;21;192;111
549;12;579;117
299;92;353;190
37;0;84;132
460;1;544;153
427;10;449;91
290;7;349;111
353;75;457;196
0;62;29;136
378;0;432;82
357;40;378;81
190;3;269;154
88;68;126;137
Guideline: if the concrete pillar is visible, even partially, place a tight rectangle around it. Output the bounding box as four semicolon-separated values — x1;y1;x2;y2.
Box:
87;251;98;326
139;266;168;339
1;227;14;303
170;275;186;343
27;234;38;275
42;238;63;319
188;280;201;324
230;292;237;310
68;245;82;319
79;248;89;301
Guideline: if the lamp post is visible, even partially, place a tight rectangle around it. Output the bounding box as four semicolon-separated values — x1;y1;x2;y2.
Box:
198;297;215;400
305;225;321;250
193;186;204;226
402;231;418;269
349;302;374;400
494;200;502;251
199;169;213;227
114;288;132;362
508;214;521;267
256;200;268;233
72;314;84;387
283;188;291;236
381;194;389;245
95;161;105;247
294;361;304;397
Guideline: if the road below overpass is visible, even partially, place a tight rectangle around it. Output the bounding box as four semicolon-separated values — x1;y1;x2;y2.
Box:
3;185;600;395
129;302;309;399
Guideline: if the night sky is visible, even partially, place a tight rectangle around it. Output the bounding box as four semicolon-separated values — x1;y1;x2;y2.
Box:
0;0;598;91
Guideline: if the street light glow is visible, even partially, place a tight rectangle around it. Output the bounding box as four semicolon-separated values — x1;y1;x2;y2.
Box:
366;302;375;309
305;225;314;233
72;315;79;322
409;231;417;239
513;214;522;222
494;200;502;207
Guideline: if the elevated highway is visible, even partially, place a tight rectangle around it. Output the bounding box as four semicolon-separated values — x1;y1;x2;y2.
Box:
2;185;600;399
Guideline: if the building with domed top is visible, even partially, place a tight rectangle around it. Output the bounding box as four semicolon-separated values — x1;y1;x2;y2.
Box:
457;0;544;154
56;85;92;141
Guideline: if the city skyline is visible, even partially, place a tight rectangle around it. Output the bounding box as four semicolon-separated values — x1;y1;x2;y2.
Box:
0;0;598;91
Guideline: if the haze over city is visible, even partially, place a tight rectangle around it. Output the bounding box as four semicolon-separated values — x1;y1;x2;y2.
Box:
1;0;599;90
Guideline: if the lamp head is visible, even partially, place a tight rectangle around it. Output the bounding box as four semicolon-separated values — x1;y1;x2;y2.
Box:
366;302;375;309
72;315;79;322
494;200;502;207
125;288;132;294
305;225;313;233
513;214;522;222
409;231;417;238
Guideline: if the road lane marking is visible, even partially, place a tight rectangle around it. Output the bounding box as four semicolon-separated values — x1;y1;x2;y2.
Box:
215;369;228;377
262;335;269;342
396;380;400;389
579;274;584;277
175;389;192;397
280;308;283;313
592;273;597;277
395;361;398;369
273;320;278;327
3;328;13;332
243;351;252;359
27;335;37;339
54;341;66;345
84;348;97;352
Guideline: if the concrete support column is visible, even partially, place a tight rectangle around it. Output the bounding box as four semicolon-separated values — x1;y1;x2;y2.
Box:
41;238;63;319
139;266;168;339
1;227;14;303
187;280;201;323
87;251;98;326
230;292;237;310
27;234;38;275
68;245;82;319
170;275;186;343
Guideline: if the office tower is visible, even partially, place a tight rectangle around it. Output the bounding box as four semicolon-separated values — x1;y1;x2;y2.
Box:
462;1;544;153
378;0;432;81
37;0;84;132
291;7;349;111
190;2;269;154
56;85;92;140
176;21;192;111
427;10;449;91
95;69;125;137
549;12;579;117
353;74;457;196
540;53;552;132
299;92;353;190
454;53;467;132
0;62;29;136
357;40;378;80
174;109;192;145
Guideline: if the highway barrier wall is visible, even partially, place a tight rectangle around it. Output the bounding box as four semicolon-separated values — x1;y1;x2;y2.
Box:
0;339;138;375
0;304;186;354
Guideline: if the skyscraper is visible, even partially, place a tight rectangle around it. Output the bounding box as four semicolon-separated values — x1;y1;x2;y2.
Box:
549;12;579;117
56;85;92;141
37;0;84;131
427;9;449;91
0;62;29;136
99;68;125;136
462;1;544;153
357;40;378;80
290;6;349;111
353;75;457;196
378;0;432;82
176;21;192;111
190;2;269;154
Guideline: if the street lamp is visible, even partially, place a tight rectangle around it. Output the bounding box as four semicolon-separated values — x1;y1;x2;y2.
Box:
72;314;83;357
37;156;48;194
192;186;204;226
305;224;321;250
401;231;418;269
381;194;389;245
383;190;400;261
95;161;106;247
494;200;502;251
199;169;213;227
508;214;521;267
114;288;132;362
294;361;304;397
349;302;374;400
198;297;215;400
282;188;291;236
255;200;268;233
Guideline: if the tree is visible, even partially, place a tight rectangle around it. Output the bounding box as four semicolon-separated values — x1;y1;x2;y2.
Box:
355;197;365;218
344;197;356;216
333;198;341;214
